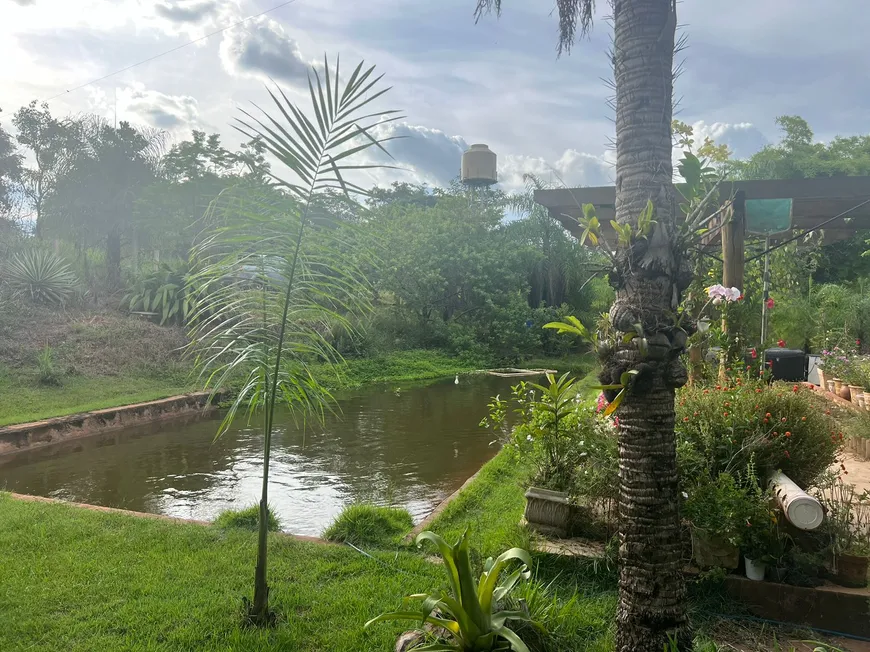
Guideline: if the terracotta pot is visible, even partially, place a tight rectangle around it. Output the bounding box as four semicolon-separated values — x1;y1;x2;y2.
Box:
831;553;869;588
524;487;571;537
833;378;844;395
691;529;739;569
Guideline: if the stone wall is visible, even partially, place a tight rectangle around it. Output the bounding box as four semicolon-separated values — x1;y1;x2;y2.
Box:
0;392;219;457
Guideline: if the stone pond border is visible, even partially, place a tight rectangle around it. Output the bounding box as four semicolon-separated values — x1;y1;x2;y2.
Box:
6;492;332;546
0;392;221;458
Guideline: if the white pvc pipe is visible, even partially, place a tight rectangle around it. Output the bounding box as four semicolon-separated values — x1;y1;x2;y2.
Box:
768;470;824;530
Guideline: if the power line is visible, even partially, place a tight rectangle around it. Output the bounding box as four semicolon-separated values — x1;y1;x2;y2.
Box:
43;0;300;102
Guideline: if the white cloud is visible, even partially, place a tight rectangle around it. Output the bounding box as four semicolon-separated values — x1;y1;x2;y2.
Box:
85;84;200;133
689;121;769;159
500;149;613;192
153;0;218;24
220;17;313;86
366;122;468;186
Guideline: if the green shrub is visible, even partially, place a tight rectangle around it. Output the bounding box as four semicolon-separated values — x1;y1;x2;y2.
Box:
122;261;192;326
322;504;413;547
213;504;281;532
36;345;59;386
676;379;840;488
2;249;78;306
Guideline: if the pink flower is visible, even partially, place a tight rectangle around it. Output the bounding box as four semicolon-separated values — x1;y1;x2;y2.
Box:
751;348;758;359
766;297;775;310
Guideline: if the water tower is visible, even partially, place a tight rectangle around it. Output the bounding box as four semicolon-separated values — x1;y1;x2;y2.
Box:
461;144;497;188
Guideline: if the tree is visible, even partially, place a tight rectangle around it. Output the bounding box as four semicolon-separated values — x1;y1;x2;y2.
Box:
44;118;163;288
475;1;690;649
12;101;79;237
0;109;23;216
187;56;399;625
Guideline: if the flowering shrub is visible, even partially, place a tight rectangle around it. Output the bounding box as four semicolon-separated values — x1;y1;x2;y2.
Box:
819;345;870;388
676;378;841;488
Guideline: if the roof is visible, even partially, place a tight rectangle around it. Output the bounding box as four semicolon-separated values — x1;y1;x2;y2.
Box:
534;176;870;246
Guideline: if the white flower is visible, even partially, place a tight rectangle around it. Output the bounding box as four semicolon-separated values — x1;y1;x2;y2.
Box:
579;440;585;446
580;452;588;457
725;287;742;302
682;491;689;499
712;296;723;306
526;435;533;442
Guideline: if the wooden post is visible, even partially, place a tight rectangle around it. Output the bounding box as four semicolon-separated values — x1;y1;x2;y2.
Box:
722;191;746;290
719;192;746;381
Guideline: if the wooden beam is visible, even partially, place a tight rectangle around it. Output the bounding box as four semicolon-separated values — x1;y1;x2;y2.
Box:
722;191;746;290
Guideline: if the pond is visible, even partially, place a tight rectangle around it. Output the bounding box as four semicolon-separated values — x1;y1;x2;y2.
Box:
0;374;524;536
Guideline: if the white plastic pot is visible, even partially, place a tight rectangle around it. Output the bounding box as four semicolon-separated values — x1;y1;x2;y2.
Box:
744;557;766;581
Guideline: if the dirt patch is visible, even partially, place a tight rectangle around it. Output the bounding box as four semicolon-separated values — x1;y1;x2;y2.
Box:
0;302;187;377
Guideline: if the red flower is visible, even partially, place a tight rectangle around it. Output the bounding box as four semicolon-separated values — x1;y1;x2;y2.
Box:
777;339;786;348
738;294;744;301
763;418;769;424
683;417;689;422
766;297;775;310
857;339;862;347
781;417;787;422
801;416;806;421
773;431;779;436
724;401;731;407
723;411;729;417
751;348;758;359
765;413;771;418
767;360;774;367
785;431;791;437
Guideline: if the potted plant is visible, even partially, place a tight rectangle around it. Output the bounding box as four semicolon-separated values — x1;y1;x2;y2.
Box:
365;530;538;651
741;491;781;581
821;475;870;588
682;474;749;570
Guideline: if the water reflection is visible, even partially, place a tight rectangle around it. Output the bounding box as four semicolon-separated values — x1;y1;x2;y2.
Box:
0;375;520;536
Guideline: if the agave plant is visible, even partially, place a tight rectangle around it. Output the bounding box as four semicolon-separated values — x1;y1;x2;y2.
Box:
186;55;400;625
365;530;537;651
2;249;77;306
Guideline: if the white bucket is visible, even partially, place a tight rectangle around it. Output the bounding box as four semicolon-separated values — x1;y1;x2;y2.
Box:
745;557;766;581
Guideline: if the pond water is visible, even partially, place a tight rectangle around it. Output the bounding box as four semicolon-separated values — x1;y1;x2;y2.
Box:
0;374;524;536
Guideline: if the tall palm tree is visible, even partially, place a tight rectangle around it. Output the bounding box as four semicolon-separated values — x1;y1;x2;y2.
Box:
187;56;401;625
475;2;690;650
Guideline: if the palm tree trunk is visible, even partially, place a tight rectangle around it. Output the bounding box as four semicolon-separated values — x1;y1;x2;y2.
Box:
609;1;690;650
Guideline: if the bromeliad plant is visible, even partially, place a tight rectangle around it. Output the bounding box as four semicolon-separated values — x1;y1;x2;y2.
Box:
365;530;537;651
186;55;401;626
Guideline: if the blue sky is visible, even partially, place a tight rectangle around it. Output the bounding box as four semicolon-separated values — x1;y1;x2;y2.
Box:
2;0;867;192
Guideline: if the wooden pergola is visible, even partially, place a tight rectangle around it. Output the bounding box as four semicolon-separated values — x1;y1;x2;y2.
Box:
534;176;870;247
535;176;870;345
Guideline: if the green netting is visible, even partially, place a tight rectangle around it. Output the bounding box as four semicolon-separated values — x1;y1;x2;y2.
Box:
745;198;792;235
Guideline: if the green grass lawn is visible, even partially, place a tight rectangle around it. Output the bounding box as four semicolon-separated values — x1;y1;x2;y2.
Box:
0;371;193;427
0;493;442;652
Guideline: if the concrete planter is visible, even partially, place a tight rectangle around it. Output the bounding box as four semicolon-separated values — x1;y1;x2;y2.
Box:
849;385;863;403
691;528;739;569
524;487;572;537
831;553;869;588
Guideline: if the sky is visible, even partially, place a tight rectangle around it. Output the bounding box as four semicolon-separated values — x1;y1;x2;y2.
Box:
1;0;868;193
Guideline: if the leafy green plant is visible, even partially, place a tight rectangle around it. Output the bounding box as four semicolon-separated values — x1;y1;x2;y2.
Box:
213;504;281;532
365;530;537;651
36;344;60;386
123;261;192;326
682;473;753;550
323;504;413;547
676;378;840;488
186;55;398;626
2;249;77;306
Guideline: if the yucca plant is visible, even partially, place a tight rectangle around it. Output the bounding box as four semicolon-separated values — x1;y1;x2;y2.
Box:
186;55;401;626
2;249;77;306
365;530;537;651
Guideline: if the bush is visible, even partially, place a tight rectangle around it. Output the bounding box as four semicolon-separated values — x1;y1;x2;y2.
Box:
122;260;191;326
213;504;281;532
1;249;78;306
676;378;840;488
36;345;59;386
322;504;413;547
